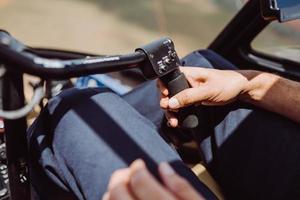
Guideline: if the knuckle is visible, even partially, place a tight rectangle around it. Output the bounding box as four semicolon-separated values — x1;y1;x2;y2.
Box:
181;91;193;105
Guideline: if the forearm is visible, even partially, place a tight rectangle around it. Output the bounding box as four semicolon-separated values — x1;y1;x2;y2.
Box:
240;70;300;123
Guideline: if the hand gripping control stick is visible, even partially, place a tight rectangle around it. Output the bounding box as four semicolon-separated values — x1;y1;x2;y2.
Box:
136;37;199;129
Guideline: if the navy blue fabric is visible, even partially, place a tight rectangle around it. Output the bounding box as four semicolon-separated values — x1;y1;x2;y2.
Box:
28;50;300;200
182;50;300;200
28;86;216;198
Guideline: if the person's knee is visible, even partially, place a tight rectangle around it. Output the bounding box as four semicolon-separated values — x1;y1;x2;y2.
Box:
28;87;116;142
181;49;237;70
46;87;114;116
181;50;213;68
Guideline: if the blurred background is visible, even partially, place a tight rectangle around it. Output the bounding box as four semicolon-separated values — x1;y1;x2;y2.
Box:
0;1;299;198
0;0;299;60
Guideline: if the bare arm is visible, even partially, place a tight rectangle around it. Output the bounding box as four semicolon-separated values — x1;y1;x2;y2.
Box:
158;67;300;127
240;70;300;123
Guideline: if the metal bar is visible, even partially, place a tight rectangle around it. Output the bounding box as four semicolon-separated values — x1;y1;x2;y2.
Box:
0;45;145;80
2;70;30;200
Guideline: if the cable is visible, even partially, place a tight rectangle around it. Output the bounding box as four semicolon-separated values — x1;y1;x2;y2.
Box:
0;85;45;120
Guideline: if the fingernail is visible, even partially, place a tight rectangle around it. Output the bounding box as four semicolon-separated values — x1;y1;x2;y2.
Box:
160;162;175;176
168;98;180;109
130;159;146;170
130;159;147;184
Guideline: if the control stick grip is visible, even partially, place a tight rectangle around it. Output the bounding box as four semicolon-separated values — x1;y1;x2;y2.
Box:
161;69;199;129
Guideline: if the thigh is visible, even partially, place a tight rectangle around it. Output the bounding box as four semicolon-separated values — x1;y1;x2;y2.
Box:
123;49;300;199
199;104;300;200
122;81;163;129
28;88;217;200
182;50;300;199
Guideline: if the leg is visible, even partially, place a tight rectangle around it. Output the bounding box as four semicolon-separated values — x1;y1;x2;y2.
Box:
200;103;300;200
124;49;300;199
28;88;217;200
183;50;300;200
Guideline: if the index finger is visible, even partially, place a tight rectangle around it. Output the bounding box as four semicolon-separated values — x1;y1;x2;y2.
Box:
179;67;210;81
156;79;169;96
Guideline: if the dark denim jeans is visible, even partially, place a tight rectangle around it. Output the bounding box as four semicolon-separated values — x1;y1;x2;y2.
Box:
28;50;300;200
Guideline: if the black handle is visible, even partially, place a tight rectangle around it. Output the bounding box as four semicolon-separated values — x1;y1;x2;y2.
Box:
160;69;199;129
136;37;199;129
0;31;146;80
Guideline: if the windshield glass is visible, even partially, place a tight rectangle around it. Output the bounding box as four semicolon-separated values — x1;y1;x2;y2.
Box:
0;0;241;57
253;19;300;63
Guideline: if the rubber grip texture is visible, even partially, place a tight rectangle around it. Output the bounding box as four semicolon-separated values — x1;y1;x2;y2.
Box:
164;72;199;129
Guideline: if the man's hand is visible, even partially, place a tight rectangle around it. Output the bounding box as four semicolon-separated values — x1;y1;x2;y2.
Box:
158;67;300;126
157;67;249;127
103;159;204;200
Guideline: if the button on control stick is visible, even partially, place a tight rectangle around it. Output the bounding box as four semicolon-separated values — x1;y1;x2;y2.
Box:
136;37;199;129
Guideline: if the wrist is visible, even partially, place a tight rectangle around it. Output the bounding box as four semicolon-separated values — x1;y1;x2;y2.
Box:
238;70;280;103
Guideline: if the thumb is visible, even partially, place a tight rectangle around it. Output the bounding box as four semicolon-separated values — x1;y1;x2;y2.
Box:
168;87;209;109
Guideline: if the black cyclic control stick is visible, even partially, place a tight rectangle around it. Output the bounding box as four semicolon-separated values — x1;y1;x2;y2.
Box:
136;37;199;129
